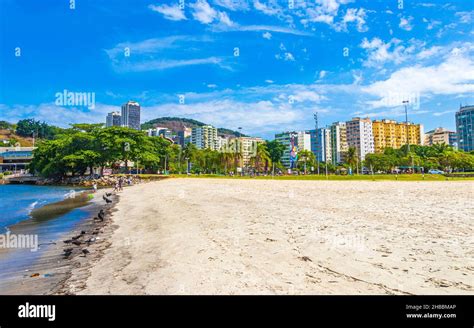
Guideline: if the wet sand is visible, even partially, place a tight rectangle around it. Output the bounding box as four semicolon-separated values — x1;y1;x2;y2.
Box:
65;178;473;295
0;188;114;294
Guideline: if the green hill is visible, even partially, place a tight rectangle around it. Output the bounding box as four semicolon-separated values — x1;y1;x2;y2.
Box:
141;117;247;138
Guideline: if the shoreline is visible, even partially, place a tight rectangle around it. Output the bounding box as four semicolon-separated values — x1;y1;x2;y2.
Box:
0;187;115;295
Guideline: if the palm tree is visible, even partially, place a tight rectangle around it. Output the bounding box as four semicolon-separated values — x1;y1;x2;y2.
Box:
251;142;271;173
298;149;314;174
220;151;233;174
346;147;358;174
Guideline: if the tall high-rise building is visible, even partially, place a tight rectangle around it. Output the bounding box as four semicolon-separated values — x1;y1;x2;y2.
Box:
297;131;312;153
275;132;294;168
346;117;374;160
455;105;474;152
372;119;423;152
424;127;457;147
121;101;141;130
217;136;229;151
177;127;192;147
330;122;348;165
310;128;332;163
106;111;121;127
275;131;309;168
191;125;218;150
235;137;265;167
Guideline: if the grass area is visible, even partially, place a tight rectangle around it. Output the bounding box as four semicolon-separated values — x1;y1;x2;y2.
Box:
166;173;474;181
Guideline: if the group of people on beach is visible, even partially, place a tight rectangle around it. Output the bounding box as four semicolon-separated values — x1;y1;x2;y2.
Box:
113;176;133;192
91;176;134;193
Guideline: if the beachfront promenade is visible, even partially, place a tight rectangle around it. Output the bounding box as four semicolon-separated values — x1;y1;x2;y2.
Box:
65;178;473;295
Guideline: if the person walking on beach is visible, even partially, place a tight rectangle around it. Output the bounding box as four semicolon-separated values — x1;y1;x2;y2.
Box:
118;177;123;191
114;181;119;192
92;183;97;193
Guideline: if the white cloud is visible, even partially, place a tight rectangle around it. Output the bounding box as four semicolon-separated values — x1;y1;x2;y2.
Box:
262;32;272;39
422;18;441;30
118;57;224;73
339;8;368;32
141;99;304;135
455;11;474;24
190;0;234;26
360;37;420;67
399;16;414;31
213;0;249;11
253;0;293;24
265;80;274;84
292;90;325;102
362;53;474;108
276;51;295;62
0;103;117;128
191;0;217;24
418;3;436;7
300;0;357;30
148;4;186;21
223;24;311;36
416;46;443;59
104;36;228;73
318;70;327;79
433;110;456;117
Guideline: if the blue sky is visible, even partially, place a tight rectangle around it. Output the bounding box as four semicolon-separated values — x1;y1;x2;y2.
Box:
0;0;473;138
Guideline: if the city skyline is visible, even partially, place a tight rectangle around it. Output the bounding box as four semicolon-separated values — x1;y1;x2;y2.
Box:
1;0;474;139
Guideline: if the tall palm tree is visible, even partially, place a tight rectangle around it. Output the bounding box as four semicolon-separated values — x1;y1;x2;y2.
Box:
346;146;358;173
220;151;233;174
251;143;271;173
298;149;314;174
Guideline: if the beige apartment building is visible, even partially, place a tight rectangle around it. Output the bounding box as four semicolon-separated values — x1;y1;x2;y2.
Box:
424;127;457;147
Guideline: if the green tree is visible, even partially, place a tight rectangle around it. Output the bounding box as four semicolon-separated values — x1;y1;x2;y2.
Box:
297;149;315;174
345;147;358;173
266;140;285;175
250;142;271;173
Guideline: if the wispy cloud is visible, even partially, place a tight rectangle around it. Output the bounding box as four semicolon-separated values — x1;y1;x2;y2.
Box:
399;16;414;31
213;24;312;36
148;4;186;21
105;36;231;73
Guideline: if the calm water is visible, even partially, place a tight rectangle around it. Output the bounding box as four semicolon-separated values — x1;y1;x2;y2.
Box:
0;185;95;289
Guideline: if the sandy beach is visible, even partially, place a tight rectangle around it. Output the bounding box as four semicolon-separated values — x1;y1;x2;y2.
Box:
64;178;473;295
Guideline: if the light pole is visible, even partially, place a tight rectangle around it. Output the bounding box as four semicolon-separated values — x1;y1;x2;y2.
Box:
403;99;412;173
403;100;410;153
237;127;243;175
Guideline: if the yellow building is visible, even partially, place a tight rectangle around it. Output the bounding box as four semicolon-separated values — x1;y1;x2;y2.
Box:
372;120;423;153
